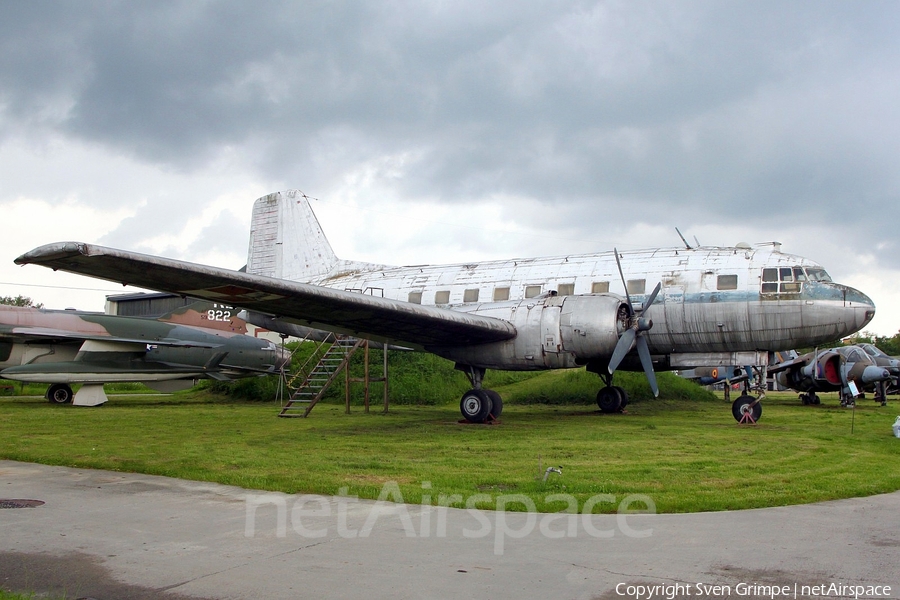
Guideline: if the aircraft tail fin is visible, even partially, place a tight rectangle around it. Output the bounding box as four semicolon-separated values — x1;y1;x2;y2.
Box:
246;190;339;282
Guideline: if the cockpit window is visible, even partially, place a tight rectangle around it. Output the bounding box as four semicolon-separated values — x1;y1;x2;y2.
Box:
837;346;864;362
805;268;832;282
761;265;808;294
861;343;887;358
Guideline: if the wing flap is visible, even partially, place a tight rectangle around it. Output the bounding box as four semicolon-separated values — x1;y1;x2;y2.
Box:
16;242;518;348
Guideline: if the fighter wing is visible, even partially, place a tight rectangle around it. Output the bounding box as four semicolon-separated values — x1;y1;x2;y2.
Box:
3;326;221;348
16;242;517;349
763;353;811;375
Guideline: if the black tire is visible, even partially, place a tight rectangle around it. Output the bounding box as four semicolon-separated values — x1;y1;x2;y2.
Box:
810;393;820;405
460;389;493;423
612;385;628;408
732;394;762;422
597;387;623;413
484;390;503;419
47;383;74;404
800;393;809;405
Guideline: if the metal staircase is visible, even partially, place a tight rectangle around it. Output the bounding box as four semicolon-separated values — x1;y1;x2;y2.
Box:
278;334;365;417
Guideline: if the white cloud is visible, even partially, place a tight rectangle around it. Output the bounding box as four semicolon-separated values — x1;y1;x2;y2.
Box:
1;1;897;336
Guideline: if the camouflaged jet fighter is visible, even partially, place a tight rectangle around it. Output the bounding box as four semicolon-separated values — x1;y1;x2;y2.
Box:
717;345;893;410
15;190;875;422
769;345;896;406
0;302;291;406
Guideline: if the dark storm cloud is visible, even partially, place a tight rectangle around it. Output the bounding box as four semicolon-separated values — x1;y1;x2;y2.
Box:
2;1;899;262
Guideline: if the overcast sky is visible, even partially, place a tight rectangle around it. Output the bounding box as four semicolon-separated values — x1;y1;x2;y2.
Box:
2;1;898;335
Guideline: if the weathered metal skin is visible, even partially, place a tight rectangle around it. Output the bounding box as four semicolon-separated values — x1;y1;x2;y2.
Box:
308;246;874;359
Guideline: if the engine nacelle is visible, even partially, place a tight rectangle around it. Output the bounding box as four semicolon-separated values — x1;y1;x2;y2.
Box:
429;294;626;370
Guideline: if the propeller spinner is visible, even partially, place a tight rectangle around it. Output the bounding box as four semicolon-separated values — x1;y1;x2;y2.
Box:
608;248;661;397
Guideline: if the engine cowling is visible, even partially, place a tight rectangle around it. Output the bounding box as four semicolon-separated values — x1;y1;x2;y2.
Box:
430;294;626;370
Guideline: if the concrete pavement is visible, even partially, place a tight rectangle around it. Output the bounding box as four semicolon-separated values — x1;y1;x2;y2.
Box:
1;460;898;600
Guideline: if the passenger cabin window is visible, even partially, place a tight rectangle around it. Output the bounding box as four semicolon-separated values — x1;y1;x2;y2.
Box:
557;283;575;296
493;287;510;301
524;285;542;298
717;275;738;291
627;279;646;295
435;290;450;304
463;289;480;303
408;292;422;304
592;281;610;293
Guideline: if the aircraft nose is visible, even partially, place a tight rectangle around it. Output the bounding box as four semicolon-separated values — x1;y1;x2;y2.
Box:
846;286;876;329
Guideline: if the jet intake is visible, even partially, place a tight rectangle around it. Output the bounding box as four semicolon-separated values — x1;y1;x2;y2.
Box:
796;351;842;386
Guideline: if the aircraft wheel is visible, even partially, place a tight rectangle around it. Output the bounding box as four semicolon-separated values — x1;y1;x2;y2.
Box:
47;383;74;404
612;386;629;408
810;393;820;405
597;387;623;413
484;390;503;419
460;389;493;423
731;394;762;422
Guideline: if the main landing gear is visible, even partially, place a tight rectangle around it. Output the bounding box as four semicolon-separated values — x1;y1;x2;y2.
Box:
799;392;821;405
595;372;629;413
457;365;503;424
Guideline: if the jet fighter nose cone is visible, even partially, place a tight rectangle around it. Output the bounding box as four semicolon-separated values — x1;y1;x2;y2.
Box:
275;346;293;370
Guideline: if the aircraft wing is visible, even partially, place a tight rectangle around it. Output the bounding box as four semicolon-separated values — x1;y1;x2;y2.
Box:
16;242;518;349
1;326;222;348
763;354;810;374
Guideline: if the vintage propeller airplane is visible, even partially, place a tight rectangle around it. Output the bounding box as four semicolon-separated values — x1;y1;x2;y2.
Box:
15;190;875;421
0;301;291;406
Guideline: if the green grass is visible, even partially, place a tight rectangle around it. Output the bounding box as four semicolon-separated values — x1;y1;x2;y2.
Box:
0;592;60;600
2;374;898;514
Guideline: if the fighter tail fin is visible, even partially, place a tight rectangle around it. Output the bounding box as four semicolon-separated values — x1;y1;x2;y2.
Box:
246;190;339;282
156;301;249;334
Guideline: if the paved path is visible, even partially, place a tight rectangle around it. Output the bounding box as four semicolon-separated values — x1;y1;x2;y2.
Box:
1;460;897;599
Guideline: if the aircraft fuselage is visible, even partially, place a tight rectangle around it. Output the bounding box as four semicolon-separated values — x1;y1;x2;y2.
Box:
298;243;873;370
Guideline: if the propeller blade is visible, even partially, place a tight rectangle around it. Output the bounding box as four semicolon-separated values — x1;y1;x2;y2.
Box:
608;328;636;374
613;248;634;315
642;282;662;314
636;336;659;397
